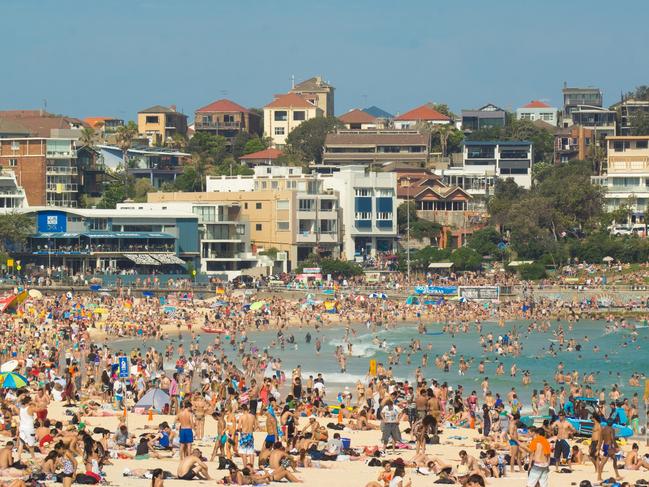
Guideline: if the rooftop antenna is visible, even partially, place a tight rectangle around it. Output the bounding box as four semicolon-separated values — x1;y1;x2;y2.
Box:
291;75;295;89
41;98;47;116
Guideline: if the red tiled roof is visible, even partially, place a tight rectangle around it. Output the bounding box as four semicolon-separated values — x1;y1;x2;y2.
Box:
522;100;551;108
395;104;451;122
338;109;377;124
84;117;114;128
196;99;250;113
239;148;284;160
265;93;314;109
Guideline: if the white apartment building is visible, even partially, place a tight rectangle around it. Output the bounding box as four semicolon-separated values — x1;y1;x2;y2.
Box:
516;100;558;126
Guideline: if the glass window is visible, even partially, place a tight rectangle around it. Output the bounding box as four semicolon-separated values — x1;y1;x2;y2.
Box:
274;127;285;135
255;224;262;231
298;199;314;211
145;116;159;124
10;141;20;150
277;221;289;231
274;111;288;121
255;202;262;209
277;200;289;210
293;111;306;121
355;188;372;196
637;140;648;149
9;159;17;167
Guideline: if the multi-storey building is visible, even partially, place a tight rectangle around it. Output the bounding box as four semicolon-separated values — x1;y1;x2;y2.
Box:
554;126;594;164
611;99;649;136
569;105;616;142
338;109;382;130
263;93;322;147
137;105;188;145
194;99;261;140
461;104;506;132
562;85;603;119
321;130;430;168
516;100;558;126
289;76;335;117
0;138;79;207
593;136;649;216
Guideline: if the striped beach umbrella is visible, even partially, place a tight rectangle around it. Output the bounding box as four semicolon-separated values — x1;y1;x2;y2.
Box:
0;372;29;389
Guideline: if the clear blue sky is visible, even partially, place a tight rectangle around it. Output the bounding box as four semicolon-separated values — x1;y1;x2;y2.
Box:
2;0;648;120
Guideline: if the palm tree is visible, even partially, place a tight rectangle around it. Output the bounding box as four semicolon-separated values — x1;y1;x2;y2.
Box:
79;127;98;149
115;121;139;167
432;123;454;158
166;133;188;151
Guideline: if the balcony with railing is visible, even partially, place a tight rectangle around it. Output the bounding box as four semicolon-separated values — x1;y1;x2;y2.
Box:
46;166;78;175
46;183;78;192
607;155;649;173
195;120;242;130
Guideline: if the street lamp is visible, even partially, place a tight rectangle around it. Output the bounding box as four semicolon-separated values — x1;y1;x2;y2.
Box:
406;178;411;283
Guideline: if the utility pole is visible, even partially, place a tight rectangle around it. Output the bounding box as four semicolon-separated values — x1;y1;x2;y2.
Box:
406;178;411;283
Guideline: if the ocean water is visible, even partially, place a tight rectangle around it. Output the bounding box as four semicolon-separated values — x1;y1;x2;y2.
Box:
108;319;649;404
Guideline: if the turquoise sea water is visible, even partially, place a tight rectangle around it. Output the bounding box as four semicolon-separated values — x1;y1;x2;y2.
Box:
110;318;648;406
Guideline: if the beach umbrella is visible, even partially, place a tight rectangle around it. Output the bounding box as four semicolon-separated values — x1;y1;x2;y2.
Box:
142;291;154;298
28;289;42;299
0;360;18;372
135;388;170;411
0;372;28;389
405;296;419;305
602;256;614;263
250;301;266;311
89;284;101;292
323;289;335;295
369;292;388;299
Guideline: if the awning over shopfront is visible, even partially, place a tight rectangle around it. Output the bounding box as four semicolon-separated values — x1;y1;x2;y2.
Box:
123;253;185;266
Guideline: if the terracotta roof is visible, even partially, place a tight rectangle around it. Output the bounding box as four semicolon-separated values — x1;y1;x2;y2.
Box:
196;99;250;114
522;100;551;108
265;93;315;109
0;119;30;135
338;109;377;124
395;104;451;122
0;111;86;137
84;117;116;128
239;148;284;160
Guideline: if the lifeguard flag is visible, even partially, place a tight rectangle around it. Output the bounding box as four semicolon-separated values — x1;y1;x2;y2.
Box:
644;379;649;401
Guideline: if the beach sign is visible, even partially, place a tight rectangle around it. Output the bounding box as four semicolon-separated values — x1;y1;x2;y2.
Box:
118;356;129;378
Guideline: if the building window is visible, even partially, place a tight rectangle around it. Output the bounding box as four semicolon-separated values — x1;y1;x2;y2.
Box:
8;159;17;167
10;141;20;150
224;114;234;123
255;224;262;231
277;221;289;231
376;212;392;220
271;181;278;189
293;111;306;121
355;188;372;196
255;202;262;209
145;116;159;124
355;212;371;220
613;141;630;152
298;199;314;211
274;127;285;135
277;200;289;210
637;140;648;149
274;111;288;122
244;203;248;209
261;182;267;189
376;188;394;197
90;218;108;230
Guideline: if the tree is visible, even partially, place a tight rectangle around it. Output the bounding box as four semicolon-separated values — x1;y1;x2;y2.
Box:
242;136;268;156
133;179;155;202
0;213;34;253
410;220;441;241
232;132;253;160
98;180;130;209
517;262;547;280
166;133;188;151
466;227;502;256
397;201;418;234
115;121;139;167
450;247;482;271
285;117;343;164
187;132;228;163
79;127;99;149
631;111;649;136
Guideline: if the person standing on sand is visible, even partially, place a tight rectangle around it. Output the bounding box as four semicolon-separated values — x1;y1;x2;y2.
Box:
380;399;401;452
176;401;194;460
551;410;575;471
238;404;256;468
192;393;207;440
598;422;623;482
521;428;551;487
506;412;521;473
589;413;602;473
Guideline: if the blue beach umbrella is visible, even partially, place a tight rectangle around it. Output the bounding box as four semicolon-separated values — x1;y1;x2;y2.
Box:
0;372;29;389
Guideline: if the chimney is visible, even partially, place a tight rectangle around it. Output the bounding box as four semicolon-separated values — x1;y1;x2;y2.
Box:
170;105;177;112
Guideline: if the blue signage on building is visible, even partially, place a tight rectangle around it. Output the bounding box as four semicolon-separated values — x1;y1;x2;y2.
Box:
37;211;67;233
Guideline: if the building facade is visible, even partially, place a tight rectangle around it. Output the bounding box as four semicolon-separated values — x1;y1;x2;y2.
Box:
289;76;335;117
612;99;649;136
322;130;430;167
516;100;558;126
562;85;603;120
0;138;78;207
137;105;188;145
10;206;197;274
263;93;322;147
594;136;649;216
461;104;506;132
554;125;594;164
569;105;616;142
338;109;381;130
194;99;262;140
